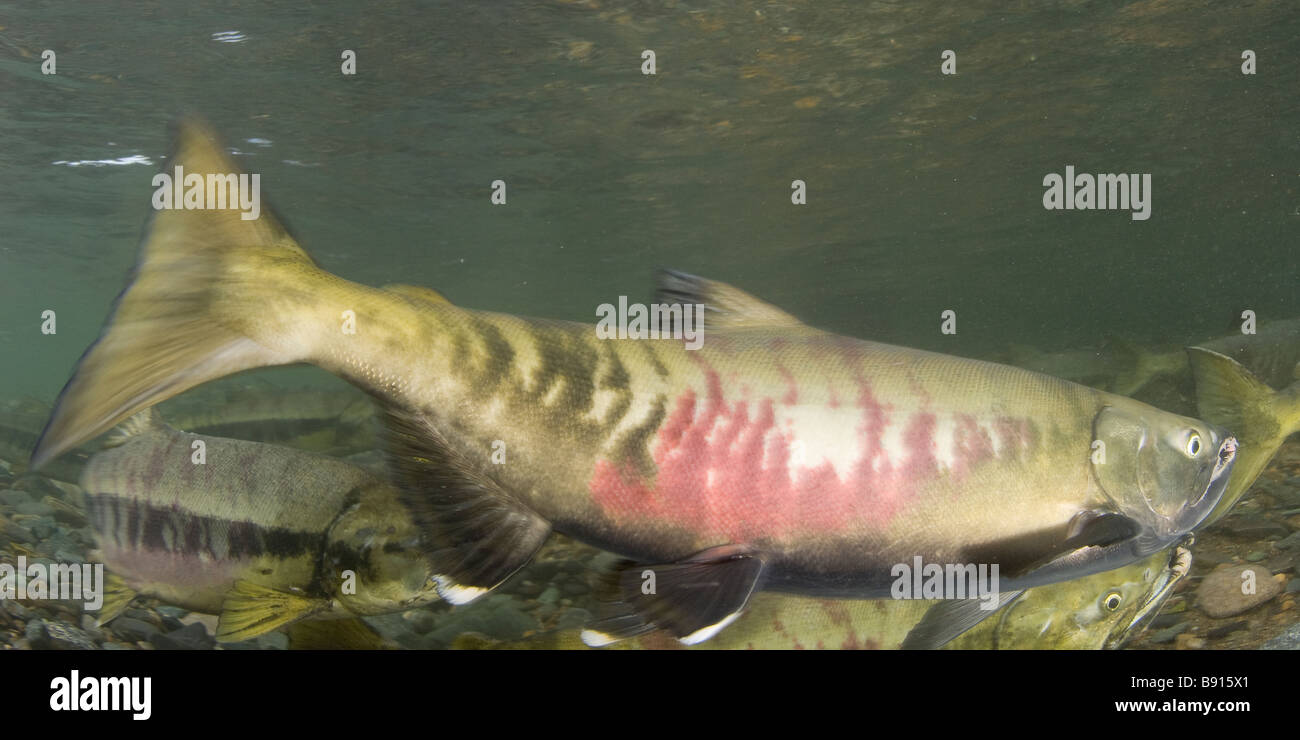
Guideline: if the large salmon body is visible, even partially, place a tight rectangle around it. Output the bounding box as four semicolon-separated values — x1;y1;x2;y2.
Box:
33;121;1236;646
79;410;438;641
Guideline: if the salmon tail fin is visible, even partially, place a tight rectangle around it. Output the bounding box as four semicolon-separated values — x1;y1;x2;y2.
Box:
31;118;317;469
1187;347;1300;525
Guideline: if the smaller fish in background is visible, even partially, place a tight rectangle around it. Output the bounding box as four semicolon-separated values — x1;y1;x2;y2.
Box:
79;409;439;647
996;339;1188;398
1009;332;1300;527
997;343;1121;389
1000;320;1300;423
958;543;1191;650
160;385;376;456
1106;338;1192;398
1095;318;1300;400
1196;318;1300;393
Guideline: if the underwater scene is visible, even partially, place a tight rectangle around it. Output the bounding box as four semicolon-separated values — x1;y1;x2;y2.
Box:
1;0;1298;660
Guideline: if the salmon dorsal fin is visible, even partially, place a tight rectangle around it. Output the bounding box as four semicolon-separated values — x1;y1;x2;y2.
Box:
655;269;808;331
383;283;453;307
103;408;170;449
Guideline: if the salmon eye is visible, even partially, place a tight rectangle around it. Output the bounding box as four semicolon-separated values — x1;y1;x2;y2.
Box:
1185;433;1201;458
1103;592;1123;611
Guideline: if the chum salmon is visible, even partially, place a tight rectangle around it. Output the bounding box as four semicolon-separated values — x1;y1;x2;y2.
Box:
80;409;439;644
460;544;1191;650
33;120;1236;646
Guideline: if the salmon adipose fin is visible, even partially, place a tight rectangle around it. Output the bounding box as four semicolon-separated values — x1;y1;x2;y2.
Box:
1187;347;1300;526
93;572;138;626
900;590;1024;650
30;119;314;469
581;544;767;647
216;580;330;642
378;402;552;605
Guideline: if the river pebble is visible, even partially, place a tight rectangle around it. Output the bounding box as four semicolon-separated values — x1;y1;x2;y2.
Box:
1195;564;1284;618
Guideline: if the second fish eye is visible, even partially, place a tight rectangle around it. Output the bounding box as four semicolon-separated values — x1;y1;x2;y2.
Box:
1185;433;1201;457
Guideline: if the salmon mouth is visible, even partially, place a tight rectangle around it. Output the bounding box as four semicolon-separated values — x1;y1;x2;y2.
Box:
1202;436;1237;505
1106;539;1193;649
1182;435;1237;528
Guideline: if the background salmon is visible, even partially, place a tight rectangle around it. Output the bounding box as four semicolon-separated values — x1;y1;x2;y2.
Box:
34;120;1236;645
459;544;1191;650
996;338;1300;527
80;409;439;642
1044;318;1300;403
1187;350;1300;527
160;383;375;455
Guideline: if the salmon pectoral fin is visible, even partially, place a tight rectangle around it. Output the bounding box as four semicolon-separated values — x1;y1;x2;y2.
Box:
216;580;330;643
285;617;394;650
93;572;138;626
581;544;767;647
964;510;1142;581
901;590;1024;650
378;402;551;606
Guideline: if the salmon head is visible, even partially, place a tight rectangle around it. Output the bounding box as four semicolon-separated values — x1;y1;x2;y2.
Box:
977;542;1192;650
1092;400;1236;547
321;482;442;616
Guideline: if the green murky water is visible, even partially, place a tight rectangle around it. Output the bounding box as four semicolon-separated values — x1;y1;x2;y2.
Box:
0;1;1297;651
3;1;1297;397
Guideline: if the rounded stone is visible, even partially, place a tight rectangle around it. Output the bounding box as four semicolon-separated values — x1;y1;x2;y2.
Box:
1195;564;1284;618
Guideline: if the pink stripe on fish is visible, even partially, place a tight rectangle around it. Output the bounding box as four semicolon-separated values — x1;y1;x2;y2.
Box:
994;417;1037;461
951;414;995;482
98;541;244;593
778;366;798;405
588;366;951;540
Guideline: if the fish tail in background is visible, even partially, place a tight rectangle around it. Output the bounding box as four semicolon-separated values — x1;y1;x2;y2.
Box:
31;118;322;469
1109;338;1183;396
1187;347;1300;526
